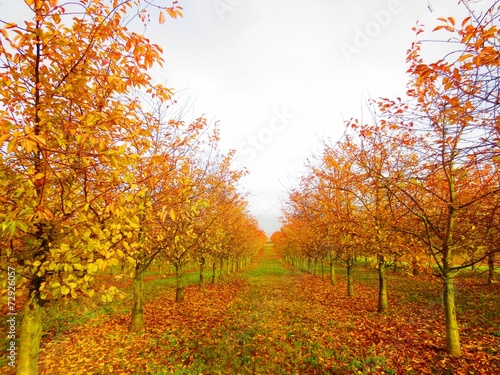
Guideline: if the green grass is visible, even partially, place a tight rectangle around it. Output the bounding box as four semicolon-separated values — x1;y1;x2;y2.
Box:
243;245;293;279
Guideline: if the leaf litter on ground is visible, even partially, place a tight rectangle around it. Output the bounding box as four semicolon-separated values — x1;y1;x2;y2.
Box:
3;246;498;374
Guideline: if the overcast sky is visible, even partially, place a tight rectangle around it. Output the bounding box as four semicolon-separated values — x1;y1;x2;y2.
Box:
1;1;480;235
148;0;478;235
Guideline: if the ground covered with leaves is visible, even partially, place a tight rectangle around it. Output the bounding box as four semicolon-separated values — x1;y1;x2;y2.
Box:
3;246;499;374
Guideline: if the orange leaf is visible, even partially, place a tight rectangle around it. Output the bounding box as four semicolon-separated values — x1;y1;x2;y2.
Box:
167;8;177;18
458;53;473;62
461;16;471;27
159;11;166;24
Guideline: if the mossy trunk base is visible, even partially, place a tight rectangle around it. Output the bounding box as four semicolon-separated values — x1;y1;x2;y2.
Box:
444;277;461;356
377;258;388;313
329;257;335;285
130;270;145;333
488;252;496;285
176;287;185;303
17;292;44;375
347;256;355;297
211;262;217;284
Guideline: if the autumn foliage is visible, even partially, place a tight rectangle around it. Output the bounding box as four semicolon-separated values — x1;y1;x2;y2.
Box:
0;1;264;374
1;0;499;374
276;0;499;359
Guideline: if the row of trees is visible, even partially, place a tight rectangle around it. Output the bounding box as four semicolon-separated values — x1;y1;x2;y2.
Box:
0;1;266;374
274;0;499;358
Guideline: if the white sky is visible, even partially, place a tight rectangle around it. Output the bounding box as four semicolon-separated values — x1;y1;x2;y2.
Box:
149;0;476;235
0;0;482;235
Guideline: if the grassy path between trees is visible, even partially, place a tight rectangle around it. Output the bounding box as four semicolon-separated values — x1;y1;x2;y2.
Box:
3;244;499;374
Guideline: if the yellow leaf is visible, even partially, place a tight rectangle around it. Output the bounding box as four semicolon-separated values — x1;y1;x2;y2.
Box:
73;263;83;271
88;263;98;273
170;209;176;222
7;137;17;153
61;286;70;295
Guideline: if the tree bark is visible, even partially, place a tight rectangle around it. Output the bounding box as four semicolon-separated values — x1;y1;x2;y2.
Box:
130;266;145;332
443;276;461;356
175;262;184;303
329;255;336;285
199;257;205;292
219;257;224;283
17;290;44;375
377;255;388;313
347;255;355;297
211;261;217;284
412;258;421;276
321;258;325;281
488;251;496;285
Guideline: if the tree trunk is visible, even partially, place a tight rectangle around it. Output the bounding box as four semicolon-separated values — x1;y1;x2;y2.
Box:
443;276;461;356
17;290;44;375
412;258;421;276
219;257;224;282
488;252;496;285
307;257;311;273
212;261;217;284
329;256;336;285
175;262;184;303
377;255;388;313
199;257;205;292
347;255;355;297
321;258;325;281
130;266;145;332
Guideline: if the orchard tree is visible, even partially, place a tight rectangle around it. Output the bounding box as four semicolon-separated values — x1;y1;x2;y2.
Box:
342;118;413;313
375;1;500;356
124;110;207;332
0;0;182;373
311;142;365;296
192;157;248;290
